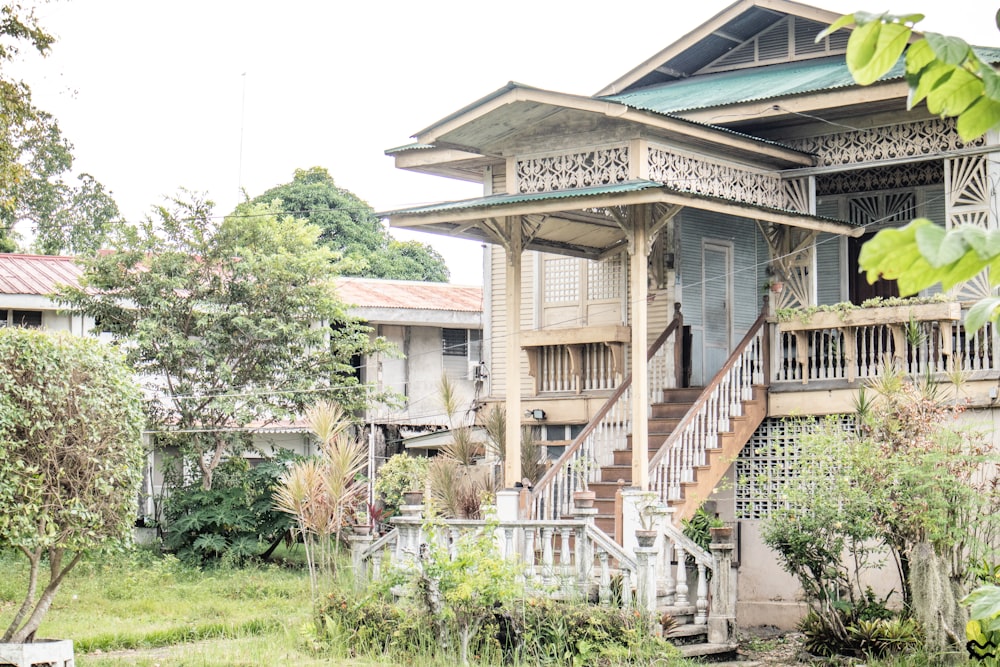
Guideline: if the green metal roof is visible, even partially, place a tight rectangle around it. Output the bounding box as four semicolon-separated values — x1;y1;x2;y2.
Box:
602;47;1000;114
379;180;664;217
379;179;861;232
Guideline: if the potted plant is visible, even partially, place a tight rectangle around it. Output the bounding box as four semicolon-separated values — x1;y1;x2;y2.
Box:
570;456;596;509
0;330;145;658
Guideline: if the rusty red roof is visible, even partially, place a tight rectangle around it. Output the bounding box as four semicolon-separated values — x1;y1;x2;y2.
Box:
335;277;482;313
0;254;82;296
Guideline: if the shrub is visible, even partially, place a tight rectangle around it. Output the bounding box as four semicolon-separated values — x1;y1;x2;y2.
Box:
374;453;429;517
160;453;295;567
0;329;145;642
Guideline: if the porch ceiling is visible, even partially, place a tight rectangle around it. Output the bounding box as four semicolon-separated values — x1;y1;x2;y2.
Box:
381;180;863;259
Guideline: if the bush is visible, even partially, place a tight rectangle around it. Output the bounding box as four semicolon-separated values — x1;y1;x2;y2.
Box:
317;593;679;666
0;328;145;642
161;453;295;566
374;453;429;517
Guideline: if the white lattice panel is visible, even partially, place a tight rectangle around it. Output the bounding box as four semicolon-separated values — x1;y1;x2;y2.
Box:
543;257;579;303
735;416;856;519
587;255;623;301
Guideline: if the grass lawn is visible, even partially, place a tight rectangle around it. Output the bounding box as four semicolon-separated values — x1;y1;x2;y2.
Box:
0;548;361;666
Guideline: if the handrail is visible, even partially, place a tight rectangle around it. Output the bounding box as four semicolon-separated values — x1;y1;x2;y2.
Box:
360;527;398;559
662;522;714;570
529;306;683;519
648;308;768;512
586;524;637;572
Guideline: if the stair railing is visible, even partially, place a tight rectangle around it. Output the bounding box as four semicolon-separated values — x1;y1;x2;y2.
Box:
648;310;768;511
530;305;684;521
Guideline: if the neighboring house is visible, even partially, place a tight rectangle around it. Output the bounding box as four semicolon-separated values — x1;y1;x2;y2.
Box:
0;255;484;514
382;0;1000;628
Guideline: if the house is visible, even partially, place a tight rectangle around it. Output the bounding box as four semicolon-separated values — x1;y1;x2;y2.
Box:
0;254;484;514
381;0;1000;628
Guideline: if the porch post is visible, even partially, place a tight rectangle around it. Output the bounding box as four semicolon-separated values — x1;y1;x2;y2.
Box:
504;216;523;489
630;205;650;490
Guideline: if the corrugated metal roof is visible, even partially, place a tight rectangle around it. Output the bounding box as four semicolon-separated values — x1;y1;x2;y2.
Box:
603;47;1000;114
0;254;82;296
384;142;434;155
335;277;482;313
381;180;663;217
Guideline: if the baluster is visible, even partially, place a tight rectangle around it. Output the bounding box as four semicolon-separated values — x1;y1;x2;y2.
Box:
524;526;537;583
598;550;611;605
541;527;555;587
621;570;633;608
575;524;589;590
675;544;689;606
695;563;708;624
661;532;675;605
449;527;460;560
372;549;383;581
504;526;515;561
559;527;572;593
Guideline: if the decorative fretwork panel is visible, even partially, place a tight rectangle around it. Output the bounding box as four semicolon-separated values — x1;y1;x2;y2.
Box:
847;191;915;227
758;222;815;309
945;154;996;301
782;177;811;213
542;257;579;303
587;254;623;301
786;118;986;168
517;146;630;194
817;162;943;196
735;416;856;520
648;146;784;209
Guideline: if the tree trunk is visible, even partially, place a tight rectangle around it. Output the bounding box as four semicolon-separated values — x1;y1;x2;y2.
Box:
2;548;40;643
6;551;82;644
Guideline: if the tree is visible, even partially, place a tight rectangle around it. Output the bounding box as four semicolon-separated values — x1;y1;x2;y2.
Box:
0;3;117;255
824;12;1000;330
0;328;144;643
58;193;383;491
763;375;1000;658
2;110;120;255
251;167;449;282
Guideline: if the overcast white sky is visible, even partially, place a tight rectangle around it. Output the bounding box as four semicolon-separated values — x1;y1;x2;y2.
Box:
14;0;1000;284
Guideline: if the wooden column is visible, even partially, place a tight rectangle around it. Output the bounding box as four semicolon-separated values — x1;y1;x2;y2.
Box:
504;217;523;489
630;206;650;490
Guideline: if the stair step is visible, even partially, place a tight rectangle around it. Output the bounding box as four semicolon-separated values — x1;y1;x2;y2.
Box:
667;623;709;639
677;642;739;659
612;449;657;465
650;402;693;419
658;387;704;403
599;464;630;484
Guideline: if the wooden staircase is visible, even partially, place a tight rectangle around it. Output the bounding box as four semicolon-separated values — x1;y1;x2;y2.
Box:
589;384;767;534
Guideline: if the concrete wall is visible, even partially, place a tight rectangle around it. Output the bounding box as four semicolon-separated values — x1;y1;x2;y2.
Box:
365;324;480;428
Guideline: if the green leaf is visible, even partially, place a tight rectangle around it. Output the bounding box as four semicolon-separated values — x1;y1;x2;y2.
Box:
957;96;1000;141
926;67;982;116
908;62;953;109
914;223;957;267
925;32;972;67
816;13;857;42
905;39;935;76
848;21;911;85
963;297;1000;333
981;66;1000;100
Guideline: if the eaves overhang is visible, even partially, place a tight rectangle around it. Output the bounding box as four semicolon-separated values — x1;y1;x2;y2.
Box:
381;180;862;261
410;82;815;169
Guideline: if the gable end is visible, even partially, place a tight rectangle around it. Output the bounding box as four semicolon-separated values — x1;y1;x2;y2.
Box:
701;15;849;73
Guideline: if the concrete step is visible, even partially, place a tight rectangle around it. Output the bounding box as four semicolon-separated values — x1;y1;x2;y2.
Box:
677;642;739;659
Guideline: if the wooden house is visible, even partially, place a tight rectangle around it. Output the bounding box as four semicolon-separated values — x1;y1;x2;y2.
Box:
382;0;1000;627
